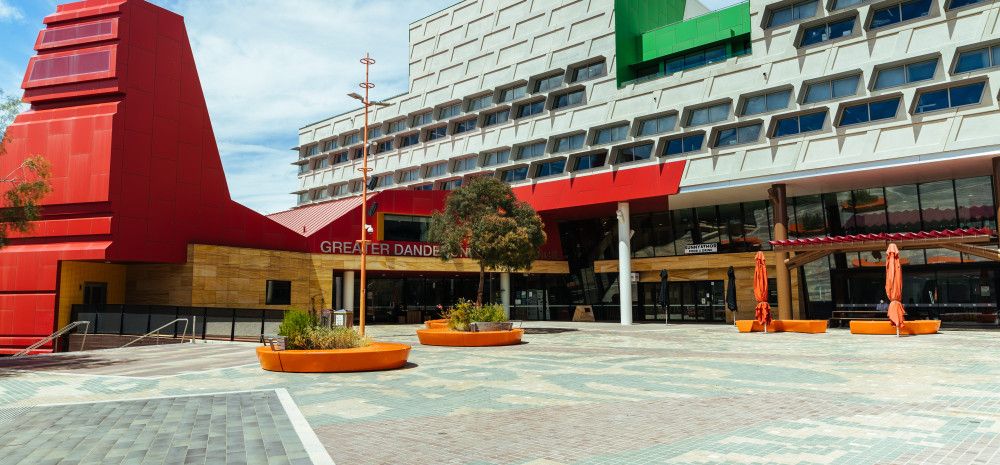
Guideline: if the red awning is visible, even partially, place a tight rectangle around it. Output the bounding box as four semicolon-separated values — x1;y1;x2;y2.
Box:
266;194;373;236
770;228;994;248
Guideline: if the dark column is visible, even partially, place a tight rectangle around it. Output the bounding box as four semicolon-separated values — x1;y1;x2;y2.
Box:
993;157;1000;226
768;183;794;320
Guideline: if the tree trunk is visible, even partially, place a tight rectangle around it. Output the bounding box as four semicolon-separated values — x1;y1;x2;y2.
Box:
477;264;485;307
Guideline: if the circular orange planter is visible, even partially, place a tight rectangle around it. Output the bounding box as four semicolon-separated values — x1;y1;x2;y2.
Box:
424;319;449;329
256;342;411;373
416;328;523;347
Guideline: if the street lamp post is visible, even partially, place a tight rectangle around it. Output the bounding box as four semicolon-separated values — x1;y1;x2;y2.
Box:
348;53;392;337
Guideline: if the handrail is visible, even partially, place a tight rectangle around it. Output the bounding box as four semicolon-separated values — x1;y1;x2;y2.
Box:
11;321;90;358
120;318;189;348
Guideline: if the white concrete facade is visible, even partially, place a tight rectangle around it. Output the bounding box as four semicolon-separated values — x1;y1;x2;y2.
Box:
295;0;1000;209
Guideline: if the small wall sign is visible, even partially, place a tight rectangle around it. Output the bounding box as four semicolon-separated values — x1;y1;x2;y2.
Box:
684;243;718;255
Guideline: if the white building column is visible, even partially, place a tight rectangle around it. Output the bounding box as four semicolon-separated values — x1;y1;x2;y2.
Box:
500;272;511;318
617;201;633;326
343;270;355;312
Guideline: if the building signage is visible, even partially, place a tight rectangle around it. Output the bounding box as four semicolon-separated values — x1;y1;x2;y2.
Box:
319;240;468;258
684;243;718;255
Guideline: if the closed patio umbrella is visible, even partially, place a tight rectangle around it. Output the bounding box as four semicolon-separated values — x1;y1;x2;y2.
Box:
726;266;738;327
658;269;669;325
753;251;772;333
885;243;906;337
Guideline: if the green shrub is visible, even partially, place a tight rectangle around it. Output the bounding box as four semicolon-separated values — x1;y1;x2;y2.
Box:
445;299;507;331
277;309;370;350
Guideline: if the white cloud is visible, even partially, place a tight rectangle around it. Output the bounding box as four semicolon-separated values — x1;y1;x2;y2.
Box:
699;0;746;10
0;0;23;22
147;0;454;213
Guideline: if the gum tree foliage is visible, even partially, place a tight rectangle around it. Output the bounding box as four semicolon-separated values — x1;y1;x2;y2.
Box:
0;89;51;247
428;176;546;306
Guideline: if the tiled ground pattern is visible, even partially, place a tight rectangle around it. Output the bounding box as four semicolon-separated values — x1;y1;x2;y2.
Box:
3;323;1000;464
0;391;312;465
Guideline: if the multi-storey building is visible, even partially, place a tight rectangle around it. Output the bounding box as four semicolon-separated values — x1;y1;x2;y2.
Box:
295;0;1000;325
3;0;1000;353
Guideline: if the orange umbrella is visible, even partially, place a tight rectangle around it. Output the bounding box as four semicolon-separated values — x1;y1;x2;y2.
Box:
885;243;906;336
753;251;772;332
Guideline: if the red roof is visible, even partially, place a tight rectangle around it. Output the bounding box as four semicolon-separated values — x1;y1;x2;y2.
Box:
266;194;372;236
770;227;994;248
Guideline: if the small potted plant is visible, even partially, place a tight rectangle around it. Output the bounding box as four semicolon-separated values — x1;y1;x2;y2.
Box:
443;299;511;332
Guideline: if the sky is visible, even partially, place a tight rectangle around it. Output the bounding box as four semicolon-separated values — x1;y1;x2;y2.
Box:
0;0;743;215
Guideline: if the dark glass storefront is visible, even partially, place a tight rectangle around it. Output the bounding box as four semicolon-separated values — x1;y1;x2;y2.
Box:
349;272;500;323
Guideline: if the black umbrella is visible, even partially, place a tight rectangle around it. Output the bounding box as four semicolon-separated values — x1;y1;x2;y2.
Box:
659;269;669;325
725;266;738;325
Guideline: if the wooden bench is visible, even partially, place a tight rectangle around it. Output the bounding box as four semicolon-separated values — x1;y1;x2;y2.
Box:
849;320;940;335
736;320;828;334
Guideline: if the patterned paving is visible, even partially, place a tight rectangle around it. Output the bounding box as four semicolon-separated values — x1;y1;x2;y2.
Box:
2;323;1000;464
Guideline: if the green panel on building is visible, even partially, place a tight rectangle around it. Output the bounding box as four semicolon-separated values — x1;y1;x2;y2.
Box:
613;0;687;86
641;2;751;62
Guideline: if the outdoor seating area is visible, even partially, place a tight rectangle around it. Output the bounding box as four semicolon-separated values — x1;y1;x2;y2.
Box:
736;319;828;333
849;320;941;335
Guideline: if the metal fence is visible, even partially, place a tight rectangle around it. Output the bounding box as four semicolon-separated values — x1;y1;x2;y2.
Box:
70;304;288;342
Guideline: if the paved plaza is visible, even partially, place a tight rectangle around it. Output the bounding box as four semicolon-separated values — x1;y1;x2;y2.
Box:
2;323;1000;465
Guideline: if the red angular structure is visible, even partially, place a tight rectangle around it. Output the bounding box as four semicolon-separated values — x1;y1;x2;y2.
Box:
0;0;307;352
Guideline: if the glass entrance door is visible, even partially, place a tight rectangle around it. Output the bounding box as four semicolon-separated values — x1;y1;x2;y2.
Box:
665;280;725;323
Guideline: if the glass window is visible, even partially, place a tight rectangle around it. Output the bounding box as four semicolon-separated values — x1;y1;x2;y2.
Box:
773;110;827;137
948;0;985;8
553;133;585;153
875;58;937;89
315;158;329;170
792;194;827;238
572;62;606;82
664;133;705;156
919;180;958;230
573;152;606;171
743;89;792;116
399;133;419;148
743;200;771;250
499;85;527;103
616;143;653;163
440;179;463;190
885;184;921;232
467;95;492;111
769;0;819;28
367;127;382;139
552;90;585;110
483;109;509;127
332;184;348;196
800;17;856;47
516;99;545;118
352;147;364;159
333;151;349;164
426;126;447;141
297;192;309;204
453;118;477;134
387;120;406;134
298;163;309;175
483;149;510;166
594;125;629;145
453;157;477;173
411;112;432;127
375;139;393;153
383;214;431;242
804;75;861;103
398;169;419;183
834;0;868;8
955;47;993;73
534;159;566;178
715;123;762;147
718;203;747;252
672;208;696;252
424;163;447;178
438;104;461;120
518;142;546;160
374;174;395;188
534;74;563;93
413;184;433;191
851;188;888;233
650;212;676;256
955;176;996;228
322;140;337;152
306;145;319;157
664;42;744;75
501;166;528;182
695;206;721;245
265;280;291;305
915;81;986;113
839;97;901;126
688;102;731;126
871;0;932;30
638;114;676;136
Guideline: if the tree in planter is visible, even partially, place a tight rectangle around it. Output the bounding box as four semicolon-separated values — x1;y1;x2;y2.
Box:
428;176;546;307
0;89;51;246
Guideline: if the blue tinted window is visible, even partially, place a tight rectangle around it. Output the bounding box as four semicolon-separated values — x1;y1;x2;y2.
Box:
716;124;762;147
871;0;931;29
517;100;544;118
617;143;654;163
875;58;937;89
907;59;936;82
501;167;528;182
915;88;951;113
869;98;900;121
774;116;800;137
871;5;901;29
574;152;606;171
955;46;997;73
948;0;984;8
774;111;826;137
840;103;870;126
801;18;856;47
839;98;900;126
950;81;986;106
664;134;704;156
535;159;566;178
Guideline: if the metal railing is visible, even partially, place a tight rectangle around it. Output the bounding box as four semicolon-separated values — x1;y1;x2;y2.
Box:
120;318;190;348
71;304;287;342
11;321;90;358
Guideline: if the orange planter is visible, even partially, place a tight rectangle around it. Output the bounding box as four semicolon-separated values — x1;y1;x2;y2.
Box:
850;320;940;335
736;319;828;334
424;319;449;329
416;328;523;347
256;342;411;373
